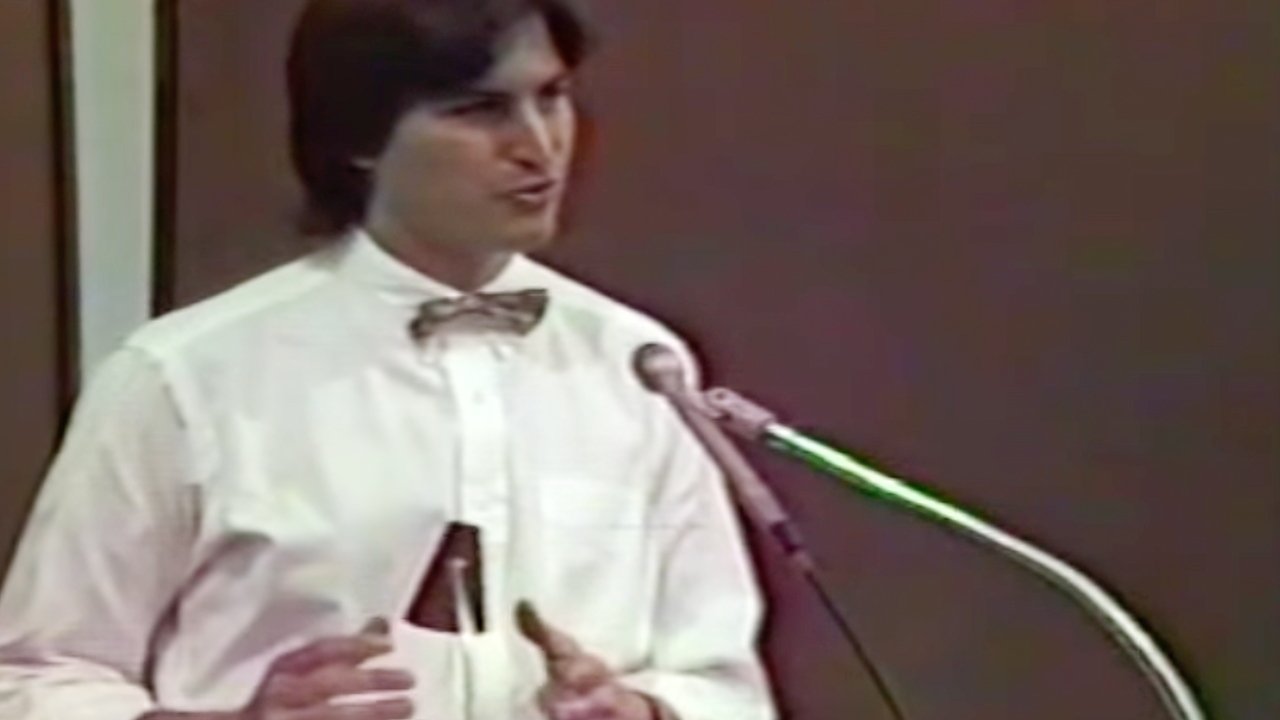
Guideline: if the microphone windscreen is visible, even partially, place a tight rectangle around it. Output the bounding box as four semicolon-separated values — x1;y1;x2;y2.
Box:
632;342;687;396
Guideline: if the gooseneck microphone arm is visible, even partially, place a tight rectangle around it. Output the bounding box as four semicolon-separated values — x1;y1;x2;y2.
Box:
702;386;1207;720
633;344;909;720
632;343;814;573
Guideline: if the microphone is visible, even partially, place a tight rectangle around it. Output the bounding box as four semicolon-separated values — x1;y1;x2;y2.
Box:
632;343;814;572
696;386;1207;720
633;343;911;720
635;347;1208;720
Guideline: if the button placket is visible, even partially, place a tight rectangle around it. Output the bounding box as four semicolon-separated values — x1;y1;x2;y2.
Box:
441;335;511;544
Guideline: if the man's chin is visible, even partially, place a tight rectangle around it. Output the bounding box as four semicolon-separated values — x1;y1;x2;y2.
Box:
496;220;559;253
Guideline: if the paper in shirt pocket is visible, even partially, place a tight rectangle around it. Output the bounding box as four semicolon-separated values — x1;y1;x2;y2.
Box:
355;620;469;720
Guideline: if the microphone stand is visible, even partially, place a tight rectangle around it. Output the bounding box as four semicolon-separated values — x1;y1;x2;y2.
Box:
633;343;910;719
703;387;1207;720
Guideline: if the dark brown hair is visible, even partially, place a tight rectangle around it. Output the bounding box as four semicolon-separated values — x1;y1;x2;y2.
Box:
287;0;593;236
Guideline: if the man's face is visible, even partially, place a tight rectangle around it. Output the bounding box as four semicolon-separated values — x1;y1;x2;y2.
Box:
367;16;577;255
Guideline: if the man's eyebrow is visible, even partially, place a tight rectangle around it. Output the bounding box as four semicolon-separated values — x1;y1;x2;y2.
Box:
452;88;509;101
463;71;574;98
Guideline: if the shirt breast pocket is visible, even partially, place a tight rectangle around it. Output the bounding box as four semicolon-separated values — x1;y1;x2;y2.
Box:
534;476;659;650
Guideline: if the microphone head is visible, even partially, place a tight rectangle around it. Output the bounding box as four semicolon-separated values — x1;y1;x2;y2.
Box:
632;342;687;396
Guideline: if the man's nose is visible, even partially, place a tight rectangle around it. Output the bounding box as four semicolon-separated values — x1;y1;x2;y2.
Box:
506;101;557;169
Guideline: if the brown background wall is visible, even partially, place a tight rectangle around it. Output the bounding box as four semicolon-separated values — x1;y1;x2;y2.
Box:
0;0;73;576
161;1;1278;718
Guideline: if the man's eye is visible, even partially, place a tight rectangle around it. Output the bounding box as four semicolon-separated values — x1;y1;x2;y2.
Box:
538;82;571;106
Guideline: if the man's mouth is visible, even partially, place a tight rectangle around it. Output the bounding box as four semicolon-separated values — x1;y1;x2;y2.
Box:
503;179;558;209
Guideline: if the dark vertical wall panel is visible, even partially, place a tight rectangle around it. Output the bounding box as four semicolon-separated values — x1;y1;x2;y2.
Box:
160;1;1279;718
0;0;74;576
160;0;309;306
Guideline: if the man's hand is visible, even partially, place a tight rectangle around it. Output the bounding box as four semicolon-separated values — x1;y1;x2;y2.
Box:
516;601;667;720
137;619;415;720
238;617;415;720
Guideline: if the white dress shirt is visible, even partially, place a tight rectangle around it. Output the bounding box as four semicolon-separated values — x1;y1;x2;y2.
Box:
0;231;776;720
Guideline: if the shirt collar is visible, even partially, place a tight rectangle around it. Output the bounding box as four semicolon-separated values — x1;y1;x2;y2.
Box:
336;227;550;312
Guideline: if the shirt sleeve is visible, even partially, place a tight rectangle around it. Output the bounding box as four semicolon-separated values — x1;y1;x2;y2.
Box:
618;345;779;720
0;347;201;720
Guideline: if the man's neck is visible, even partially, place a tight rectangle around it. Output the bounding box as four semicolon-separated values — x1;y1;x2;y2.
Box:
364;223;514;293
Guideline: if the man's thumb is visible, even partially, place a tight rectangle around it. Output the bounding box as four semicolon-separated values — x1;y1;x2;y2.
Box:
361;616;391;636
515;600;580;661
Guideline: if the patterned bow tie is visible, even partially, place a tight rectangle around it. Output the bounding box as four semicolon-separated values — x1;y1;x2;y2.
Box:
409;289;549;341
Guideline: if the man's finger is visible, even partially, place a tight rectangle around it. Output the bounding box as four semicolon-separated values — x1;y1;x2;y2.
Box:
361;616;391;637
516;601;616;695
264;667;410;709
292;666;416;705
542;693;602;720
272;635;394;675
292;696;415;720
550;652;612;694
515;600;582;662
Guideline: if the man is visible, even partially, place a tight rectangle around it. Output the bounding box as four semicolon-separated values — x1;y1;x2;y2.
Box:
0;1;776;719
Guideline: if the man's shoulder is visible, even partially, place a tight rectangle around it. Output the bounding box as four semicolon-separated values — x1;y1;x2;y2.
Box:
126;248;340;361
